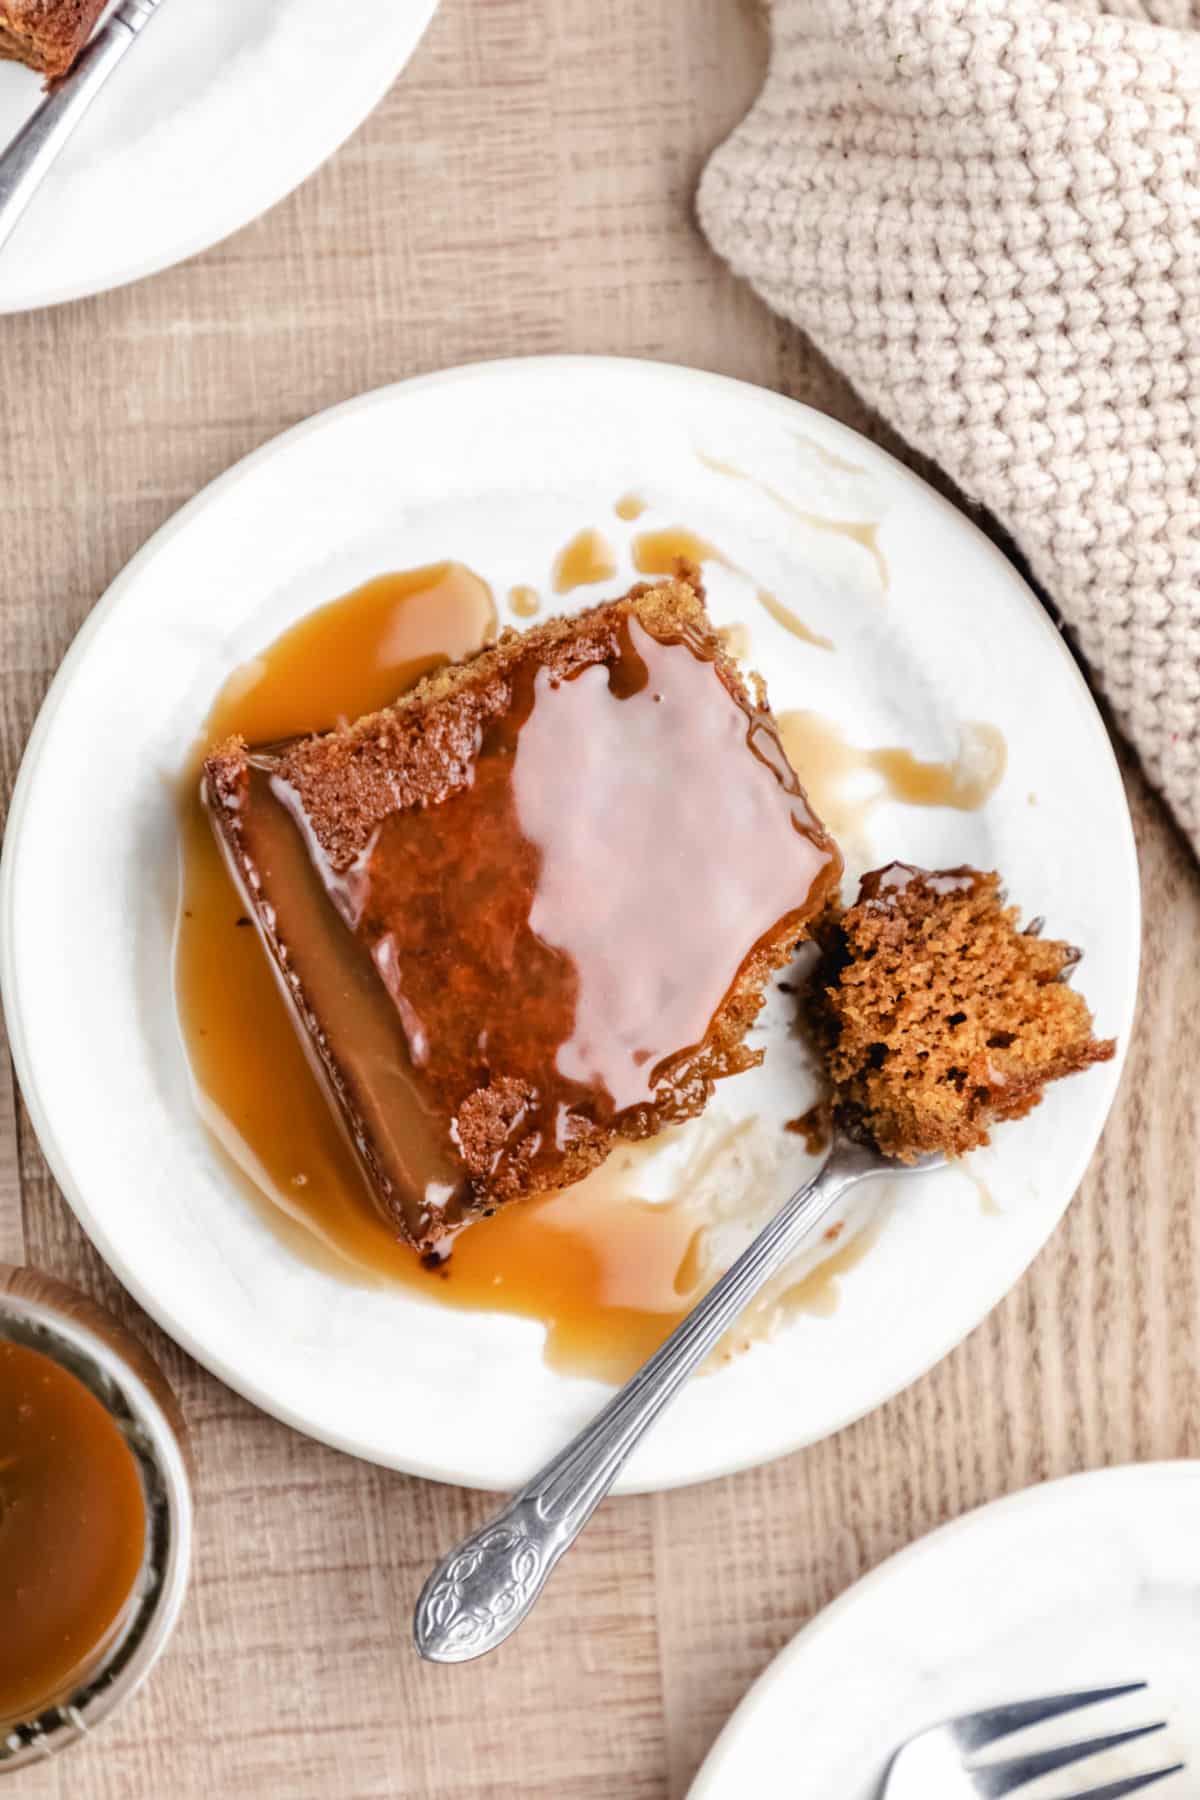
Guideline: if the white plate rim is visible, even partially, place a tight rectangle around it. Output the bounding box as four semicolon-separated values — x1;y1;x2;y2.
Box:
0;355;1141;1489
688;1460;1200;1797
0;0;440;315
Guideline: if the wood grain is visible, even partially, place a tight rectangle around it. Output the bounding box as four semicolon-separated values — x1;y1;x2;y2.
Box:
1;1;1197;1795
0;998;20;1267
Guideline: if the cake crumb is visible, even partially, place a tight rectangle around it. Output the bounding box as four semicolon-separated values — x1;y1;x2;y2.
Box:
784;1102;831;1156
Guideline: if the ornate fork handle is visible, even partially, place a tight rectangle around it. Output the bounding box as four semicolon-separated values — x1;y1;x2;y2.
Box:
414;1137;884;1663
0;0;168;256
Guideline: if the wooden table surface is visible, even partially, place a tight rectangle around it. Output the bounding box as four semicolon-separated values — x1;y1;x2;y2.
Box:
2;2;1198;1795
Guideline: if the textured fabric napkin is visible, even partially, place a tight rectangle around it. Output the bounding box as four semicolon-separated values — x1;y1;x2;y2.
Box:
699;0;1200;854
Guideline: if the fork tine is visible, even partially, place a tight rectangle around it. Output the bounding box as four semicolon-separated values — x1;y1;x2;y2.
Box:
954;1684;1147;1753
972;1725;1167;1798
1064;1767;1186;1800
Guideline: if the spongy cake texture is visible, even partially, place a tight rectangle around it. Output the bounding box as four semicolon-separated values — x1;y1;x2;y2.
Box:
0;0;105;78
809;864;1115;1161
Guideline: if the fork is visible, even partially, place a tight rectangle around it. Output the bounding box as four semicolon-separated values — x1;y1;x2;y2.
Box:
414;1134;937;1663
882;1683;1184;1799
0;0;167;256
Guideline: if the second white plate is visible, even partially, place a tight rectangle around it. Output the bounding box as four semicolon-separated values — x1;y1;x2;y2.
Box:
691;1463;1198;1798
0;0;438;313
0;357;1138;1490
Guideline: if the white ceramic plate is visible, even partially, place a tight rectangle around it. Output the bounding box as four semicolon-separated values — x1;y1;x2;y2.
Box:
0;357;1138;1491
0;0;438;314
690;1462;1198;1797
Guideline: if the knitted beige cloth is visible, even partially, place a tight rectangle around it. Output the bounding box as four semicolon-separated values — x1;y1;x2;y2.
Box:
699;0;1200;853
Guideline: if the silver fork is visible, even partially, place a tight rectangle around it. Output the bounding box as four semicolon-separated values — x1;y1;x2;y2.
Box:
0;0;167;256
414;1135;936;1663
882;1683;1185;1799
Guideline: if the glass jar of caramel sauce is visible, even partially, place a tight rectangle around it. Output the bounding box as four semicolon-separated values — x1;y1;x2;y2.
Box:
0;1266;191;1772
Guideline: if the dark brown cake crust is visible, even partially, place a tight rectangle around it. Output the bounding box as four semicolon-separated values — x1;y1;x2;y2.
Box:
220;578;761;871
0;0;105;79
205;574;842;1252
809;862;1115;1161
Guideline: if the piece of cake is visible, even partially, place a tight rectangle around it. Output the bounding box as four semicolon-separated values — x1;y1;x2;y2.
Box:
203;573;842;1256
0;0;105;80
808;862;1115;1160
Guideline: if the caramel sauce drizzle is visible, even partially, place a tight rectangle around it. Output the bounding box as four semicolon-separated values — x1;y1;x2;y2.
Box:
632;526;834;653
696;448;888;593
552;527;618;594
777;710;1007;847
508;584;540;618
176;565;860;1382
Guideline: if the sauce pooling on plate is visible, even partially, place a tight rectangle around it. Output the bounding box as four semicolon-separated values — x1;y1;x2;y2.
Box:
174;565;843;1381
0;1341;146;1726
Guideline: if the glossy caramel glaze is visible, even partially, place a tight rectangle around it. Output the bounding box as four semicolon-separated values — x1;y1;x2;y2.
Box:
552;528;617;593
859;861;979;901
210;563;497;740
177;568;850;1376
203;581;840;1252
181;566;499;1245
0;1343;146;1727
174;574;706;1377
632;525;726;578
508;584;540;618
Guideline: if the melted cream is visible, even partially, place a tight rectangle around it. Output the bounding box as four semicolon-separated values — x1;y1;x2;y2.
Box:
755;587;835;652
961;1161;1001;1217
709;1213;890;1360
695;449;888;592
792;432;867;476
